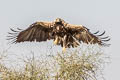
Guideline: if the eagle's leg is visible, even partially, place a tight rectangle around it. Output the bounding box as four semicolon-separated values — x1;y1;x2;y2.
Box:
54;36;59;45
72;36;80;46
62;35;67;52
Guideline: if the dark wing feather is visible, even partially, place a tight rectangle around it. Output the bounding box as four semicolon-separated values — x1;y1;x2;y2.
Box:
67;25;110;46
8;22;53;43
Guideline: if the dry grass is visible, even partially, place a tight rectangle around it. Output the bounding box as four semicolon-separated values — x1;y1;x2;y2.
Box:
0;45;109;80
0;52;50;80
53;51;104;80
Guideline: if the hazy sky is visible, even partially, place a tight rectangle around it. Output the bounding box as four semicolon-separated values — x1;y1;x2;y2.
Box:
0;0;120;80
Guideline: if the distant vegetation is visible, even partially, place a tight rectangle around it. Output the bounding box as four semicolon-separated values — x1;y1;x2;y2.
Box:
0;44;109;80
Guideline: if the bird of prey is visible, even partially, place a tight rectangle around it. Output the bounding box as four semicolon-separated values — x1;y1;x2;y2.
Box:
7;18;110;51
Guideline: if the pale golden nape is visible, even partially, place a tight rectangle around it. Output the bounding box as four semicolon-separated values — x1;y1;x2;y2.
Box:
7;18;110;51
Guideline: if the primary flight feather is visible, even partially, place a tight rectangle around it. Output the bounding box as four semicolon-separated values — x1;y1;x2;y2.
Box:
7;18;110;51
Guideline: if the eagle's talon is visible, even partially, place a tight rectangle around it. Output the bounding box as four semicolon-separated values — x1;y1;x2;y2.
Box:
54;39;58;45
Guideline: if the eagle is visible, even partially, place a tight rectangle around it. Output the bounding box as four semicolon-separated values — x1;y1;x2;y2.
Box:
7;18;110;51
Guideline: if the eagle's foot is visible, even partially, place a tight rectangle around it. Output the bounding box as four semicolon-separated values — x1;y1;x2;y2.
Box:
62;47;66;52
54;38;58;45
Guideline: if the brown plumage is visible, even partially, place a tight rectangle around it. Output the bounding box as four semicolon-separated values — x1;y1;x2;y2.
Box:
7;18;110;51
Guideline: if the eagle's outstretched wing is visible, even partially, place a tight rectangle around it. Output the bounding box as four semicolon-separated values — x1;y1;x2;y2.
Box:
66;24;110;46
7;22;53;43
7;18;110;50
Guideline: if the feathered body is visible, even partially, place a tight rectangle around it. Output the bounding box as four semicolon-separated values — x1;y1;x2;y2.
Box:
7;18;110;51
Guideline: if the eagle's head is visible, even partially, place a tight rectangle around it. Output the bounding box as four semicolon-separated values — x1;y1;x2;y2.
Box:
52;18;65;31
54;18;66;25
